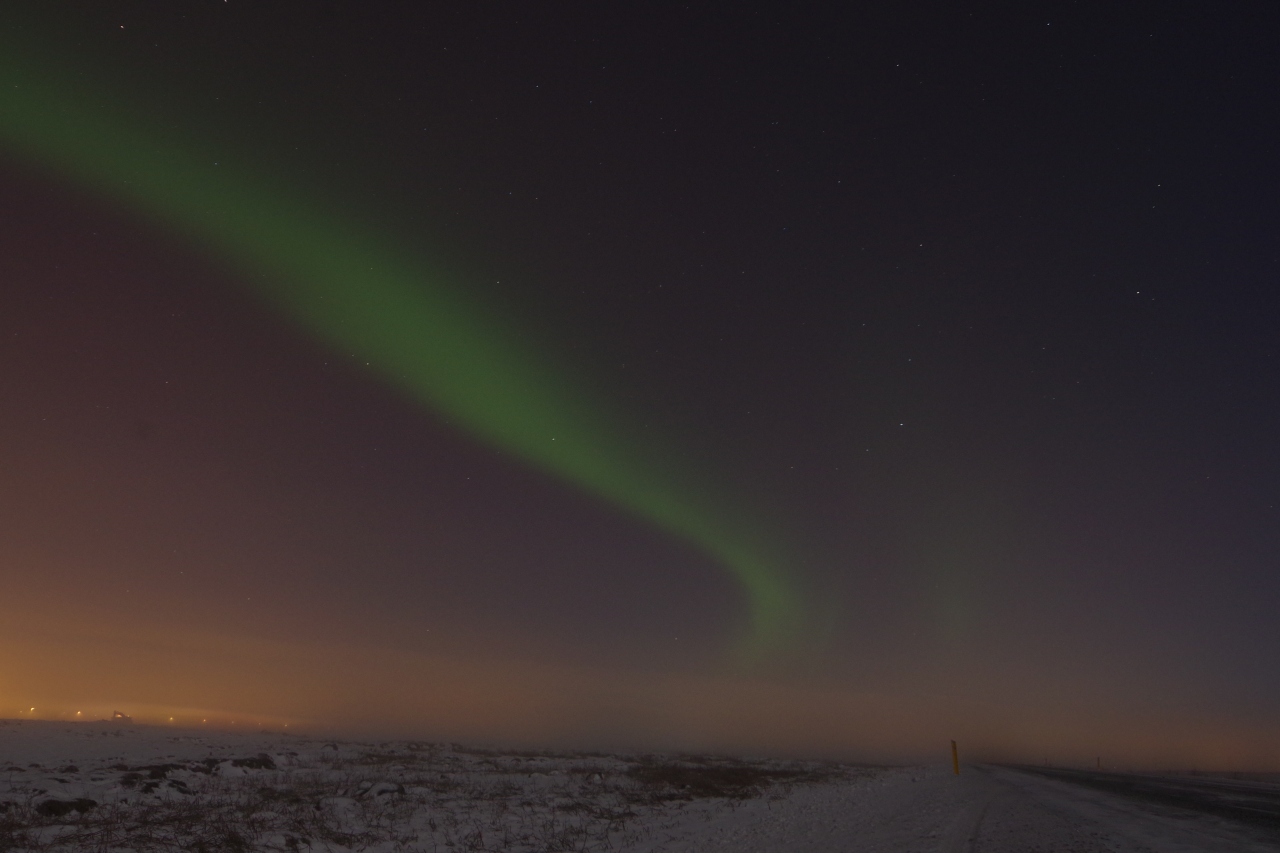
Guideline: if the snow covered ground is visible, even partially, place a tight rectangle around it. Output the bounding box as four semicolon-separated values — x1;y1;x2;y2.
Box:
2;718;1277;851
0;719;868;852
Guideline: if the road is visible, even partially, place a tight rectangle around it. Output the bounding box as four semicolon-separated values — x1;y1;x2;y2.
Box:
643;763;1280;851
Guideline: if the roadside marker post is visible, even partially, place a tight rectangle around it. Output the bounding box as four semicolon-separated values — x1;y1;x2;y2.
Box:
951;740;960;775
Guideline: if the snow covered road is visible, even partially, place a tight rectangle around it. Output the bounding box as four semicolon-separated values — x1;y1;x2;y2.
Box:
643;764;1280;852
3;720;1278;851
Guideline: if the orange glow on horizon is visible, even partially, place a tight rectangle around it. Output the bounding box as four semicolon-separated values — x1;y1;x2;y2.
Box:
1;579;1277;769
2;610;1279;769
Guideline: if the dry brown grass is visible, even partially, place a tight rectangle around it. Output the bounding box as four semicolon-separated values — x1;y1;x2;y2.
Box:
0;743;863;852
625;756;841;801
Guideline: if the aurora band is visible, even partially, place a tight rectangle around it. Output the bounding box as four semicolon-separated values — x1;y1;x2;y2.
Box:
0;51;799;648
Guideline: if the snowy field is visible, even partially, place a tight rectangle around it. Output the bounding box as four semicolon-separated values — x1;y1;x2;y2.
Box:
0;719;869;852
2;718;1278;852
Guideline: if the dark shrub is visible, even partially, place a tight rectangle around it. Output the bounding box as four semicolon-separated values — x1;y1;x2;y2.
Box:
35;799;96;818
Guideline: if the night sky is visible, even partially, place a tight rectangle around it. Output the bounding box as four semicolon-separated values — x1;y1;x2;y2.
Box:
3;2;1279;766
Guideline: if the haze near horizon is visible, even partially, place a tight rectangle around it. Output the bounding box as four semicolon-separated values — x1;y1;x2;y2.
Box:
2;2;1279;771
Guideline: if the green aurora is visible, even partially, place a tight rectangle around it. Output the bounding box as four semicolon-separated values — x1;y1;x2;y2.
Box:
0;42;800;648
